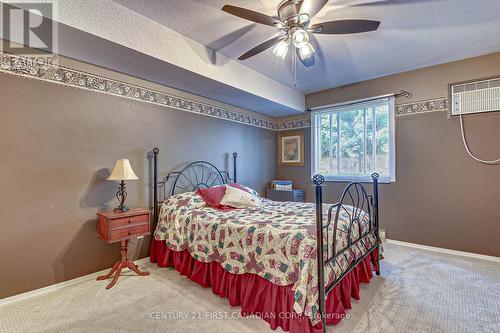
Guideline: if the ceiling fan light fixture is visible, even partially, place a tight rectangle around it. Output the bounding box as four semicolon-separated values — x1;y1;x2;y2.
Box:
272;39;289;60
298;42;315;60
292;28;309;48
299;13;310;24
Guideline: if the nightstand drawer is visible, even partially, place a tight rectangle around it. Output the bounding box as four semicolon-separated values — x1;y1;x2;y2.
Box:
97;208;151;243
110;214;149;229
110;223;149;241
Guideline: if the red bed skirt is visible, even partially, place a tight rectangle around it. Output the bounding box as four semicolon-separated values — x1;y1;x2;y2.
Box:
150;239;378;333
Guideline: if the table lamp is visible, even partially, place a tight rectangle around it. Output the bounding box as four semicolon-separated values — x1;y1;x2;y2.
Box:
107;159;139;212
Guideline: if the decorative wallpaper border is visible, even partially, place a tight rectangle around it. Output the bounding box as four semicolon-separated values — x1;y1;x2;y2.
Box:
395;97;448;117
276;117;311;131
0;52;279;131
275;97;450;131
0;52;449;132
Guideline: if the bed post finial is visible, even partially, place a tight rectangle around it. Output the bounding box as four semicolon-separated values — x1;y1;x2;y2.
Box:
232;152;238;183
313;174;326;331
312;174;325;186
153;148;160;231
371;173;380;275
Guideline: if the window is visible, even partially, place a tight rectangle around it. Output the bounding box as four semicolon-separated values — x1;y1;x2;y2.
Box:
312;96;395;183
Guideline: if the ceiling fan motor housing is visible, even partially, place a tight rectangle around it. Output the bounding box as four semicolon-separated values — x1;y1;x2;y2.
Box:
277;0;307;26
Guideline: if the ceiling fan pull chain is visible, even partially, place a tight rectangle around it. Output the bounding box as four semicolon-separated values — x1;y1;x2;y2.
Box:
293;46;297;87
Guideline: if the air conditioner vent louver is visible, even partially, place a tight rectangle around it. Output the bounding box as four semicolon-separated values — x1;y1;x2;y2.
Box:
451;78;500;116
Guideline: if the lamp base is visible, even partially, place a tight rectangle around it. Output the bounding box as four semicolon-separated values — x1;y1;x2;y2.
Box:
114;181;129;212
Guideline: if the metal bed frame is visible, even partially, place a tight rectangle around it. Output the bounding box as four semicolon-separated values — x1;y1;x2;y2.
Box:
313;173;380;330
151;147;380;332
152;148;237;229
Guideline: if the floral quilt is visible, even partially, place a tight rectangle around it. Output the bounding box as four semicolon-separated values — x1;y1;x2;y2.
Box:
154;191;378;325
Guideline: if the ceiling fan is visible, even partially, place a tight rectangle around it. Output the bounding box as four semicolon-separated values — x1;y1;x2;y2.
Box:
222;0;380;67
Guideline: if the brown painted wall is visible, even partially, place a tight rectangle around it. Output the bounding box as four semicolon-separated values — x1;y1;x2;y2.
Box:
0;65;276;298
278;52;500;257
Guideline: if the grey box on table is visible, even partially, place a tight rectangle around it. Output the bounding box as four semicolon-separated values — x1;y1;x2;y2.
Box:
266;189;305;202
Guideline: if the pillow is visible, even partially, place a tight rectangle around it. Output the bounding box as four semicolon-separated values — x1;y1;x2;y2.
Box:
228;183;250;193
238;185;261;199
197;185;233;211
197;184;257;210
220;184;261;208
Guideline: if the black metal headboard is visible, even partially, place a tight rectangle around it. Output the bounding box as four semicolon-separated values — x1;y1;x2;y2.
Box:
151;148;237;227
169;161;225;195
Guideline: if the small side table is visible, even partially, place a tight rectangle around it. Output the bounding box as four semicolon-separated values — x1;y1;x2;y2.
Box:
266;189;305;202
96;208;151;289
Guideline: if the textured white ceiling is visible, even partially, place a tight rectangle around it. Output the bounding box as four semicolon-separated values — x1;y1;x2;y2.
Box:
114;0;500;94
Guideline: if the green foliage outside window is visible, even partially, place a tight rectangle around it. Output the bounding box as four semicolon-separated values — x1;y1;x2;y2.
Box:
317;104;390;175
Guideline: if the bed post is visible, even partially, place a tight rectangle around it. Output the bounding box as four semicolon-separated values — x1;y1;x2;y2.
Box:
153;147;160;231
312;174;326;332
371;173;380;275
232;152;238;183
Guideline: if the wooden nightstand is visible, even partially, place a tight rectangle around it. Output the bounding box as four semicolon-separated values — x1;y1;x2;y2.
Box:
96;208;151;289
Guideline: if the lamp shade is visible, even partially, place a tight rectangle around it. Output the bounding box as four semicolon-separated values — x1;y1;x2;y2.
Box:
107;159;139;181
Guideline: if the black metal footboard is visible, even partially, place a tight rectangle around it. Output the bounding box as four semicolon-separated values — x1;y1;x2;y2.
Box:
313;173;381;331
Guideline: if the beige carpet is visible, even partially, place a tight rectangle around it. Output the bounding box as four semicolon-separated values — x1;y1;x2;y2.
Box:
1;243;499;333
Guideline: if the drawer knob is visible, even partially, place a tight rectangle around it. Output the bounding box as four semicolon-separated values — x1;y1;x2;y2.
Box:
128;231;131;236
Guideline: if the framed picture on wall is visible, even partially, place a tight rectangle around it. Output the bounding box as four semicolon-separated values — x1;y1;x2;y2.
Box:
278;131;304;167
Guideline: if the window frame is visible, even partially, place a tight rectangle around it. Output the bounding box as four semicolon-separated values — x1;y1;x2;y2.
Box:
311;95;396;184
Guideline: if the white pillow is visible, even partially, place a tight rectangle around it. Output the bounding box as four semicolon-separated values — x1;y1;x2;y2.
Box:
220;185;261;208
240;185;261;199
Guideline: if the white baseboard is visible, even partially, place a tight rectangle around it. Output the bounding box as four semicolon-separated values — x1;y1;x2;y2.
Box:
386;239;500;263
0;257;150;306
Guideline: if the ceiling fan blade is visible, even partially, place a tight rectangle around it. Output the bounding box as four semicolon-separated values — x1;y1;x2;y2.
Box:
238;36;286;60
311;19;380;34
222;5;282;27
299;0;329;19
335;0;435;8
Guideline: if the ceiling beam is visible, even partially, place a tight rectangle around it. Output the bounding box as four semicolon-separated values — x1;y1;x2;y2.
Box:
3;0;305;115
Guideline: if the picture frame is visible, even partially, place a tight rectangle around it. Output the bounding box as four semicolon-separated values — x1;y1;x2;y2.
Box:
277;131;304;167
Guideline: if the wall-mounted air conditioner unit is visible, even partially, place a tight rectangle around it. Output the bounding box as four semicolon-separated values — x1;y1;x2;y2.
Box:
450;76;500;165
449;77;500;116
